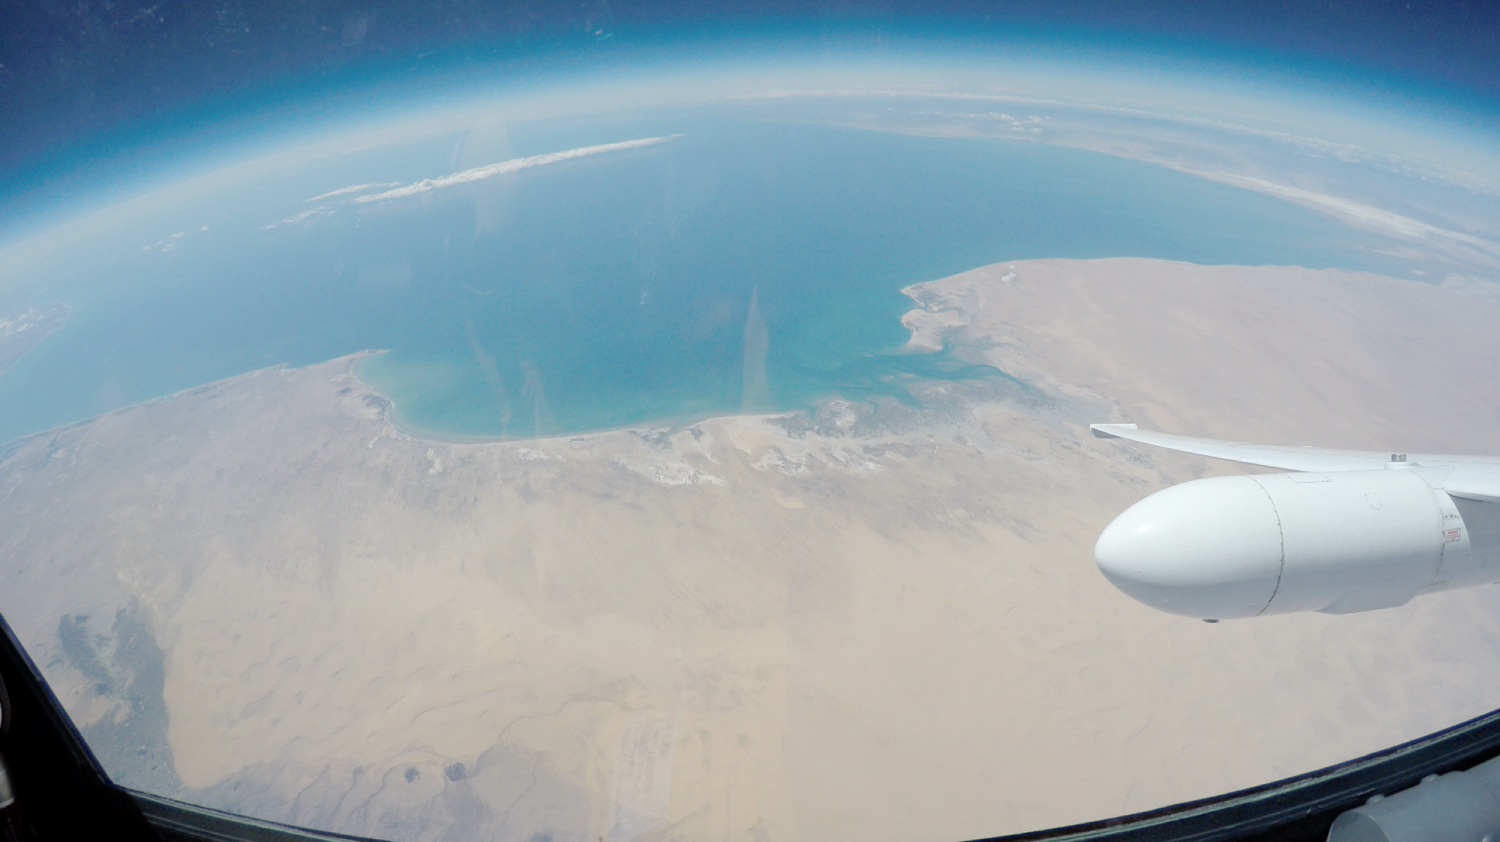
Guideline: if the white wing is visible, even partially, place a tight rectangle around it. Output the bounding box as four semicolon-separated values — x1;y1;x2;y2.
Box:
1090;423;1500;504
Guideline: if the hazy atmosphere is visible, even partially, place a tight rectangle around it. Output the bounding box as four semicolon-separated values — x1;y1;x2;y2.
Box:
2;4;1500;841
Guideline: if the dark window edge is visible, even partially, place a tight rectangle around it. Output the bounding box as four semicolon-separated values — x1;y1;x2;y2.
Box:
970;703;1500;841
130;790;386;842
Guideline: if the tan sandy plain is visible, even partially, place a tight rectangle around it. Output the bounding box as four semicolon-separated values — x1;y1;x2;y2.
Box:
4;257;1500;842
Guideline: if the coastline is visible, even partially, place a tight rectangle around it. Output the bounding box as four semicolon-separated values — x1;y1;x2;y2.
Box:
350;296;968;448
0;348;387;451
358;352;801;448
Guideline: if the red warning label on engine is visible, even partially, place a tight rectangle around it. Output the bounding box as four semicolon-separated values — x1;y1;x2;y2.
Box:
1446;528;1463;543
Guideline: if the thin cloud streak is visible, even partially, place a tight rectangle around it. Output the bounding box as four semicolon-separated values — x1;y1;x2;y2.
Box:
351;136;681;204
261;207;333;229
305;182;401;202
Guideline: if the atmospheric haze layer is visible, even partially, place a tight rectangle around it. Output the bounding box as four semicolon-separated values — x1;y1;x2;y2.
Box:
0;61;1499;842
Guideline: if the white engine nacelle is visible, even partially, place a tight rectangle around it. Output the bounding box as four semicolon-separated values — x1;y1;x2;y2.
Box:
1094;468;1496;619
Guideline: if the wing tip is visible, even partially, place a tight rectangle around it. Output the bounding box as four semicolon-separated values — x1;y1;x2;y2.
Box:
1090;423;1138;439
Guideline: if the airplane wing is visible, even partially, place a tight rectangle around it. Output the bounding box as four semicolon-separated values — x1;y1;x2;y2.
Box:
1090;423;1500;503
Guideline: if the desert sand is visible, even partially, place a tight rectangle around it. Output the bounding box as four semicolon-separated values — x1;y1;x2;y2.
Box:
3;258;1500;842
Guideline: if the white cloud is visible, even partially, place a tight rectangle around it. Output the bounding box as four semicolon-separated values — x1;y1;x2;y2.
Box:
350;135;681;204
142;230;195;252
260;207;334;230
304;182;402;202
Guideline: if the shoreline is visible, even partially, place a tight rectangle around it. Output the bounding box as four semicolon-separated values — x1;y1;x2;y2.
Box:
357;361;1007;448
354;352;802;448
0;348;386;452
351;295;970;447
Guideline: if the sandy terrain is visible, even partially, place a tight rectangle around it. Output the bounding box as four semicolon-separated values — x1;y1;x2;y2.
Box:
3;258;1500;842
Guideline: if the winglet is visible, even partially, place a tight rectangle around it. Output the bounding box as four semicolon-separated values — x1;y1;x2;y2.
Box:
1090;423;1138;439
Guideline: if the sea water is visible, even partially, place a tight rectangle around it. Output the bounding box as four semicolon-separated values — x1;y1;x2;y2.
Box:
0;117;1407;443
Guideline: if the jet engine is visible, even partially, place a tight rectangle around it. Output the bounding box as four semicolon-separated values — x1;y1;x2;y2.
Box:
1094;468;1478;619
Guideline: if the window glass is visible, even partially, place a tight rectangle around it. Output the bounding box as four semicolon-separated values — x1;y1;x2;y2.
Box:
2;10;1499;842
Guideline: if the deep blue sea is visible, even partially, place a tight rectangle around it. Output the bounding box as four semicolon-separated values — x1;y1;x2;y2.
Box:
0;117;1410;443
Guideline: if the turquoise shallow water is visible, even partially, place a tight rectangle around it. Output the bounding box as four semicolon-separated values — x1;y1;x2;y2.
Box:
0;116;1410;443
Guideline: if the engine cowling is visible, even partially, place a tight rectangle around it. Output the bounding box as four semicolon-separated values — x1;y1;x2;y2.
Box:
1094;469;1457;619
